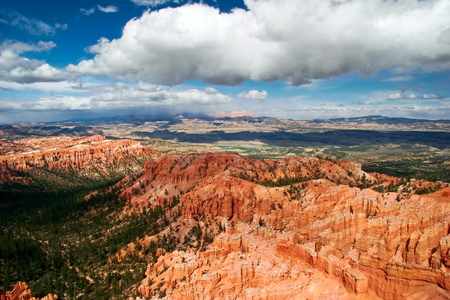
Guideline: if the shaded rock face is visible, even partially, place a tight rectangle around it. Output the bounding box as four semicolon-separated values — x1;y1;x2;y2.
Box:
122;152;450;299
0;282;56;300
0;135;159;181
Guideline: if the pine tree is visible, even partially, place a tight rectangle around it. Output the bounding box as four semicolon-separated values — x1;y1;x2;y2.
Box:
2;263;11;292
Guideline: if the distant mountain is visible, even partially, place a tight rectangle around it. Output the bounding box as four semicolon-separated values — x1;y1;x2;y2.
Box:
0;124;24;136
208;111;257;119
36;113;450;127
313;115;450;125
63;112;217;123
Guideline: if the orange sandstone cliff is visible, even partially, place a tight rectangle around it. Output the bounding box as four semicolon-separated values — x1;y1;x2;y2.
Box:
115;152;449;299
0;135;159;181
0;282;56;300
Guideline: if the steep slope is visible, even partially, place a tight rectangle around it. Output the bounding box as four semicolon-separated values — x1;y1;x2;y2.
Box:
119;152;370;211
0;135;159;183
114;152;449;299
0;135;161;298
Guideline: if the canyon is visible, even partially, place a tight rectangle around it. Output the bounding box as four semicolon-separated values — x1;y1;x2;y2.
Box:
1;134;449;299
114;152;449;299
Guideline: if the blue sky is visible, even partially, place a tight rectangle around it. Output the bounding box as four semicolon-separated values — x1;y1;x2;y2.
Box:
1;0;449;124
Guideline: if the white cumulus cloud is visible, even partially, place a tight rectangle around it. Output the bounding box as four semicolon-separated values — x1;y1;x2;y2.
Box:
382;75;414;82
387;91;444;100
387;93;402;100
97;5;119;13
0;9;67;36
81;7;95;15
237;89;268;99
130;0;179;6
0;81;232;113
88;82;232;110
69;0;450;86
0;41;74;83
55;23;68;30
423;93;444;100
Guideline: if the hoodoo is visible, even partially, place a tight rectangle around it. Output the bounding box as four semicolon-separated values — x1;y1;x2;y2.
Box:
114;152;450;299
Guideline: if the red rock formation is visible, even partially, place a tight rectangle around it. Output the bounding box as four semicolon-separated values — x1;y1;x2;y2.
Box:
0;135;159;181
0;282;56;300
119;152;369;211
138;225;381;300
123;152;449;299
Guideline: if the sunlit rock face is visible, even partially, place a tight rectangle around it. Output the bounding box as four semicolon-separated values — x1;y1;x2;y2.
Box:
0;282;56;300
119;152;449;299
0;135;159;181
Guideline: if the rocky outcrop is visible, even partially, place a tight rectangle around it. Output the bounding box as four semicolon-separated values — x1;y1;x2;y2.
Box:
119;152;370;210
0;135;159;181
138;225;379;300
126;152;449;299
0;282;56;300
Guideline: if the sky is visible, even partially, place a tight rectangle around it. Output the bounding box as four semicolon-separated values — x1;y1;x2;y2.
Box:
1;0;450;124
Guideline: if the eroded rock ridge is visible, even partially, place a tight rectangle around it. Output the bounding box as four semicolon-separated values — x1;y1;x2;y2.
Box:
117;152;450;299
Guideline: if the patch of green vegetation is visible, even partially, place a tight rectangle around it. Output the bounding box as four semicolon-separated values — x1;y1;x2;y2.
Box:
0;154;215;299
415;185;442;195
321;147;348;159
0;153;180;299
0;176;182;299
218;146;252;152
362;156;449;182
339;145;372;152
257;176;310;187
306;145;448;182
